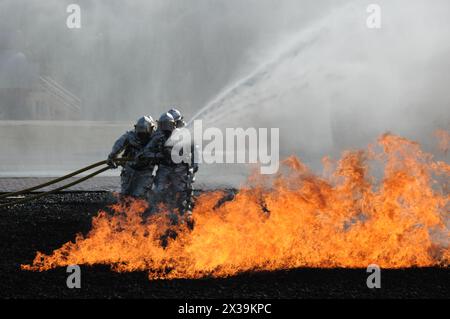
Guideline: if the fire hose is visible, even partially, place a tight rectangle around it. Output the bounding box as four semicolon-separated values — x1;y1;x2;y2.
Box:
0;158;131;208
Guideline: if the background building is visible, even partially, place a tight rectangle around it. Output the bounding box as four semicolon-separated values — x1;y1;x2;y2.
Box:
0;49;80;120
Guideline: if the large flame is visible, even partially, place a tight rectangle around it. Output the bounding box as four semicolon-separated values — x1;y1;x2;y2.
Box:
23;133;449;279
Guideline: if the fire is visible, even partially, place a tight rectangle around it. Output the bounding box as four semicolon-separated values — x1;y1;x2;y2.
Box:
22;133;449;279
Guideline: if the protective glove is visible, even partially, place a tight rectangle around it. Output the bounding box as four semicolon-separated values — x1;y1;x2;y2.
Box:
107;156;118;169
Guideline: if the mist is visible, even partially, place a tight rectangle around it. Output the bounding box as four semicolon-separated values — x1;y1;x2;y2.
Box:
193;0;450;164
0;0;449;186
0;0;343;120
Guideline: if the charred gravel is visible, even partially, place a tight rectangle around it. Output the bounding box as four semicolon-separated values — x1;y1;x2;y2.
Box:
0;192;448;299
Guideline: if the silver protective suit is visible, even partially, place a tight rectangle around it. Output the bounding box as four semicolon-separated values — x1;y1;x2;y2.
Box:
140;127;198;223
108;131;154;198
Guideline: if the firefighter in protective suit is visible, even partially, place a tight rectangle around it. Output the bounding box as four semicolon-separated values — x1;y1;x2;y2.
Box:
138;112;197;227
107;116;156;198
167;107;198;218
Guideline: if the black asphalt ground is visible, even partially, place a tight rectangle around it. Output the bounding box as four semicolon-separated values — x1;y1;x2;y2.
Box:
0;192;448;299
0;176;121;192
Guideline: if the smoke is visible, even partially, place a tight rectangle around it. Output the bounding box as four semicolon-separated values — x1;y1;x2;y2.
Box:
194;0;450;167
0;0;449;182
0;0;343;120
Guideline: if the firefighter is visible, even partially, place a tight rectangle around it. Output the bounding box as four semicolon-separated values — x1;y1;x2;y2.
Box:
138;111;197;227
107;116;156;198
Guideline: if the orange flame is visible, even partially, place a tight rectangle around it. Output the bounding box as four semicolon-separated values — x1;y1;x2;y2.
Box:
22;133;449;279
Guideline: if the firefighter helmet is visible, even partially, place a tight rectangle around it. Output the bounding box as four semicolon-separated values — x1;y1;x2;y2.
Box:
158;112;176;132
134;115;155;134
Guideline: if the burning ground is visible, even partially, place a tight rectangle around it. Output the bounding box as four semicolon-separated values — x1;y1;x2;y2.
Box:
0;132;449;298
